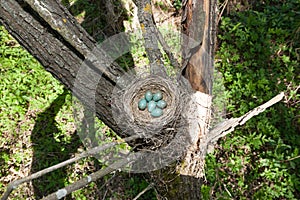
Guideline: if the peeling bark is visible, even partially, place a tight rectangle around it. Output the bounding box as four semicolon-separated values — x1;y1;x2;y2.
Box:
182;0;217;94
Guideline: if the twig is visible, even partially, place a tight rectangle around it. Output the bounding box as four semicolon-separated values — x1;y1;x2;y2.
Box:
223;184;233;198
41;153;141;200
217;0;228;24
154;26;181;69
280;155;300;162
132;183;154;200
0;135;139;200
285;85;300;103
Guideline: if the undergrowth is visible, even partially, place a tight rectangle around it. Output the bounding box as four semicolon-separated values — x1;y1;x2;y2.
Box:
202;0;300;199
1;0;299;199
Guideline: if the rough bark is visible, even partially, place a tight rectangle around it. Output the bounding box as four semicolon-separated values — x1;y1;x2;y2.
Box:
153;1;218;199
0;0;126;136
133;0;167;76
0;0;217;199
0;1;286;200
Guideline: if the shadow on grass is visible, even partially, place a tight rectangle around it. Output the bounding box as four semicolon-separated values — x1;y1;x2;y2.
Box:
30;89;81;199
28;1;156;199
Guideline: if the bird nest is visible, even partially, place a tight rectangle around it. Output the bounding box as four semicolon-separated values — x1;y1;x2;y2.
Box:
109;74;202;172
112;74;191;144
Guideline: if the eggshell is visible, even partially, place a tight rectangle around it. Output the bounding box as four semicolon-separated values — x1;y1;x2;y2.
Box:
151;108;163;117
153;91;162;101
157;100;167;109
145;90;153;102
147;100;157;112
138;98;147;110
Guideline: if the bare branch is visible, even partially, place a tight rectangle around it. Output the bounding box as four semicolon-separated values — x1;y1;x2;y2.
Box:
155;27;181;69
0;135;139;200
181;92;285;178
41;153;141;200
217;0;229;24
133;0;167;76
206;92;285;148
133;183;154;200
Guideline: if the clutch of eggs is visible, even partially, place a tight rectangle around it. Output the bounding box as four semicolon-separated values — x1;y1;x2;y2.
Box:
138;90;167;117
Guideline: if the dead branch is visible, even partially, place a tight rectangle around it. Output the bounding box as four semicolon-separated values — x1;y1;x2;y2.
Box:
155;26;181;69
0;135;139;200
133;183;154;200
41;153;141;200
180;92;285;178
205;92;285;152
217;0;229;24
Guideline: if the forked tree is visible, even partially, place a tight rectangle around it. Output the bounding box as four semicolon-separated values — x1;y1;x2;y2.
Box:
0;0;284;199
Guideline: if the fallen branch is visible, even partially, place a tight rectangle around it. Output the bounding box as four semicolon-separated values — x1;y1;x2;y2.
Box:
0;135;139;200
1;92;286;199
41;153;141;200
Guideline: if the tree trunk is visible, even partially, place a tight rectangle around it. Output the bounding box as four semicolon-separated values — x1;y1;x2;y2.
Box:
152;0;218;199
0;0;217;199
182;0;217;94
0;0;127;137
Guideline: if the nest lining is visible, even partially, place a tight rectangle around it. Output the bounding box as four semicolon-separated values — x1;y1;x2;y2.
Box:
108;74;199;171
112;74;191;141
124;76;181;127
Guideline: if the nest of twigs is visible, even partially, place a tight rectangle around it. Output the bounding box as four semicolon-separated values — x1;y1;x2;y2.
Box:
112;74;191;147
127;76;178;125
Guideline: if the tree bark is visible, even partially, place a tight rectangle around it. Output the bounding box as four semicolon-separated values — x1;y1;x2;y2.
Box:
152;1;218;199
0;0;217;199
0;0;127;136
182;0;217;94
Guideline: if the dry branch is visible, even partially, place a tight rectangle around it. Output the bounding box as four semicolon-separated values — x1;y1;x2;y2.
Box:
154;25;181;69
41;153;142;200
207;92;285;146
0;136;139;200
0;0;288;199
180;92;285;178
132;183;154;200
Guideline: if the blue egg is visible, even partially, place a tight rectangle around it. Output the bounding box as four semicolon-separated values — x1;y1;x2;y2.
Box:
157;100;167;109
151;108;163;117
145;90;153;102
147;100;156;112
153;91;163;101
138;98;147;110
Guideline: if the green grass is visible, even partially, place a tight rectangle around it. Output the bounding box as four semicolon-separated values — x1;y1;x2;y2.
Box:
1;0;299;199
0;24;156;199
202;0;300;199
0;24;81;198
0;0;156;198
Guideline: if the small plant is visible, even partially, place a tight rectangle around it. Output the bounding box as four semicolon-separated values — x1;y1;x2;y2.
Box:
173;0;182;10
203;0;300;199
